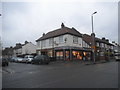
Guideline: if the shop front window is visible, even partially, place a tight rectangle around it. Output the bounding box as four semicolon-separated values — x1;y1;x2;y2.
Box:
83;52;91;61
72;51;82;60
56;51;63;59
65;51;70;61
83;52;86;56
48;50;53;57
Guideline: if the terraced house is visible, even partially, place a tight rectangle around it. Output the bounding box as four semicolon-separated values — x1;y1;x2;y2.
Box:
13;41;37;57
36;23;114;61
83;34;114;61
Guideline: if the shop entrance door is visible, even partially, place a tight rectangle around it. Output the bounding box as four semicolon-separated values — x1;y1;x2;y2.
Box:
65;51;70;61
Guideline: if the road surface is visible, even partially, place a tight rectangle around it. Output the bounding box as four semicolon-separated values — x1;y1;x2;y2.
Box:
2;61;118;88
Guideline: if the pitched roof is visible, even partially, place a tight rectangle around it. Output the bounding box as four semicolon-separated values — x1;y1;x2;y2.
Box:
14;44;22;49
36;26;82;41
82;34;114;46
82;34;92;45
13;42;29;49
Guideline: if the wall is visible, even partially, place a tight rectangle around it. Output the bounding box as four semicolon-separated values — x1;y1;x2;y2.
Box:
36;34;90;50
13;48;22;57
22;42;37;55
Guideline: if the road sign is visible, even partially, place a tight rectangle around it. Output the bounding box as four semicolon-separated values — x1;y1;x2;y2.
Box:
91;46;96;51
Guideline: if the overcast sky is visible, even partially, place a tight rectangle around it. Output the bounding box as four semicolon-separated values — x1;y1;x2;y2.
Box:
1;0;118;48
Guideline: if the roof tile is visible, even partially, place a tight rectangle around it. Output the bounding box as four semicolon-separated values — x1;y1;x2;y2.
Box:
36;27;82;41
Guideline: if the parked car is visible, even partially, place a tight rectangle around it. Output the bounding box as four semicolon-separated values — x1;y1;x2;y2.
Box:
115;52;120;61
2;58;9;66
23;55;34;63
10;57;23;63
31;55;50;64
49;57;56;61
17;57;24;63
10;57;19;62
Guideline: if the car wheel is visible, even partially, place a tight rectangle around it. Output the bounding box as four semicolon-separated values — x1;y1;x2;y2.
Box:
39;62;42;64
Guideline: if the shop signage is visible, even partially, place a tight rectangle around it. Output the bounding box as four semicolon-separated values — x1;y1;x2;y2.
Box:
55;46;85;50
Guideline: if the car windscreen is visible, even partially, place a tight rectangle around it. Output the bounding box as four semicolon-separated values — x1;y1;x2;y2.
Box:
29;56;34;58
43;55;49;59
25;55;34;58
34;55;48;59
34;55;42;59
17;57;23;59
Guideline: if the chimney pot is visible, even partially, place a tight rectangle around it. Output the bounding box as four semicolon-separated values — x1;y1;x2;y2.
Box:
61;23;65;28
102;37;105;40
42;33;45;36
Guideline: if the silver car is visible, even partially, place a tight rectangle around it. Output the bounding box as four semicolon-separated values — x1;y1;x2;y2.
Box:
17;57;24;63
23;55;34;63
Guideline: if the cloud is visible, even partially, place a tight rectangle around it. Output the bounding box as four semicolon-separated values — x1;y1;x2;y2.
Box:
2;1;118;47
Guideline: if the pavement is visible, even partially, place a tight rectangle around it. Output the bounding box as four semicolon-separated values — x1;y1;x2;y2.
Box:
2;60;118;88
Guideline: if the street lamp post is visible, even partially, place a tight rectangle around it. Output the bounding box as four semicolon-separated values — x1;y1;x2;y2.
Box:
91;12;97;33
91;11;97;63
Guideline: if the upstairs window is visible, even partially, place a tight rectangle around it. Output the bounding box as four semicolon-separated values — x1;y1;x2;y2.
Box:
111;46;114;49
73;36;78;44
37;41;40;47
49;38;53;46
100;43;104;47
41;40;46;47
107;45;109;49
102;43;104;47
59;36;63;43
96;42;99;47
105;44;107;48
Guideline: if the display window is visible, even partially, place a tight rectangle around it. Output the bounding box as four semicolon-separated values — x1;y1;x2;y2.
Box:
55;50;91;61
56;51;63;59
72;51;82;60
65;51;70;61
48;50;53;57
83;52;91;60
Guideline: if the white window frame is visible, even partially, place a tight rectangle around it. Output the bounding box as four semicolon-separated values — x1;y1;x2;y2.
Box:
41;40;46;47
37;41;40;47
101;43;104;47
96;42;99;47
73;36;78;44
59;36;63;43
102;43;104;47
105;44;107;48
49;38;53;46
